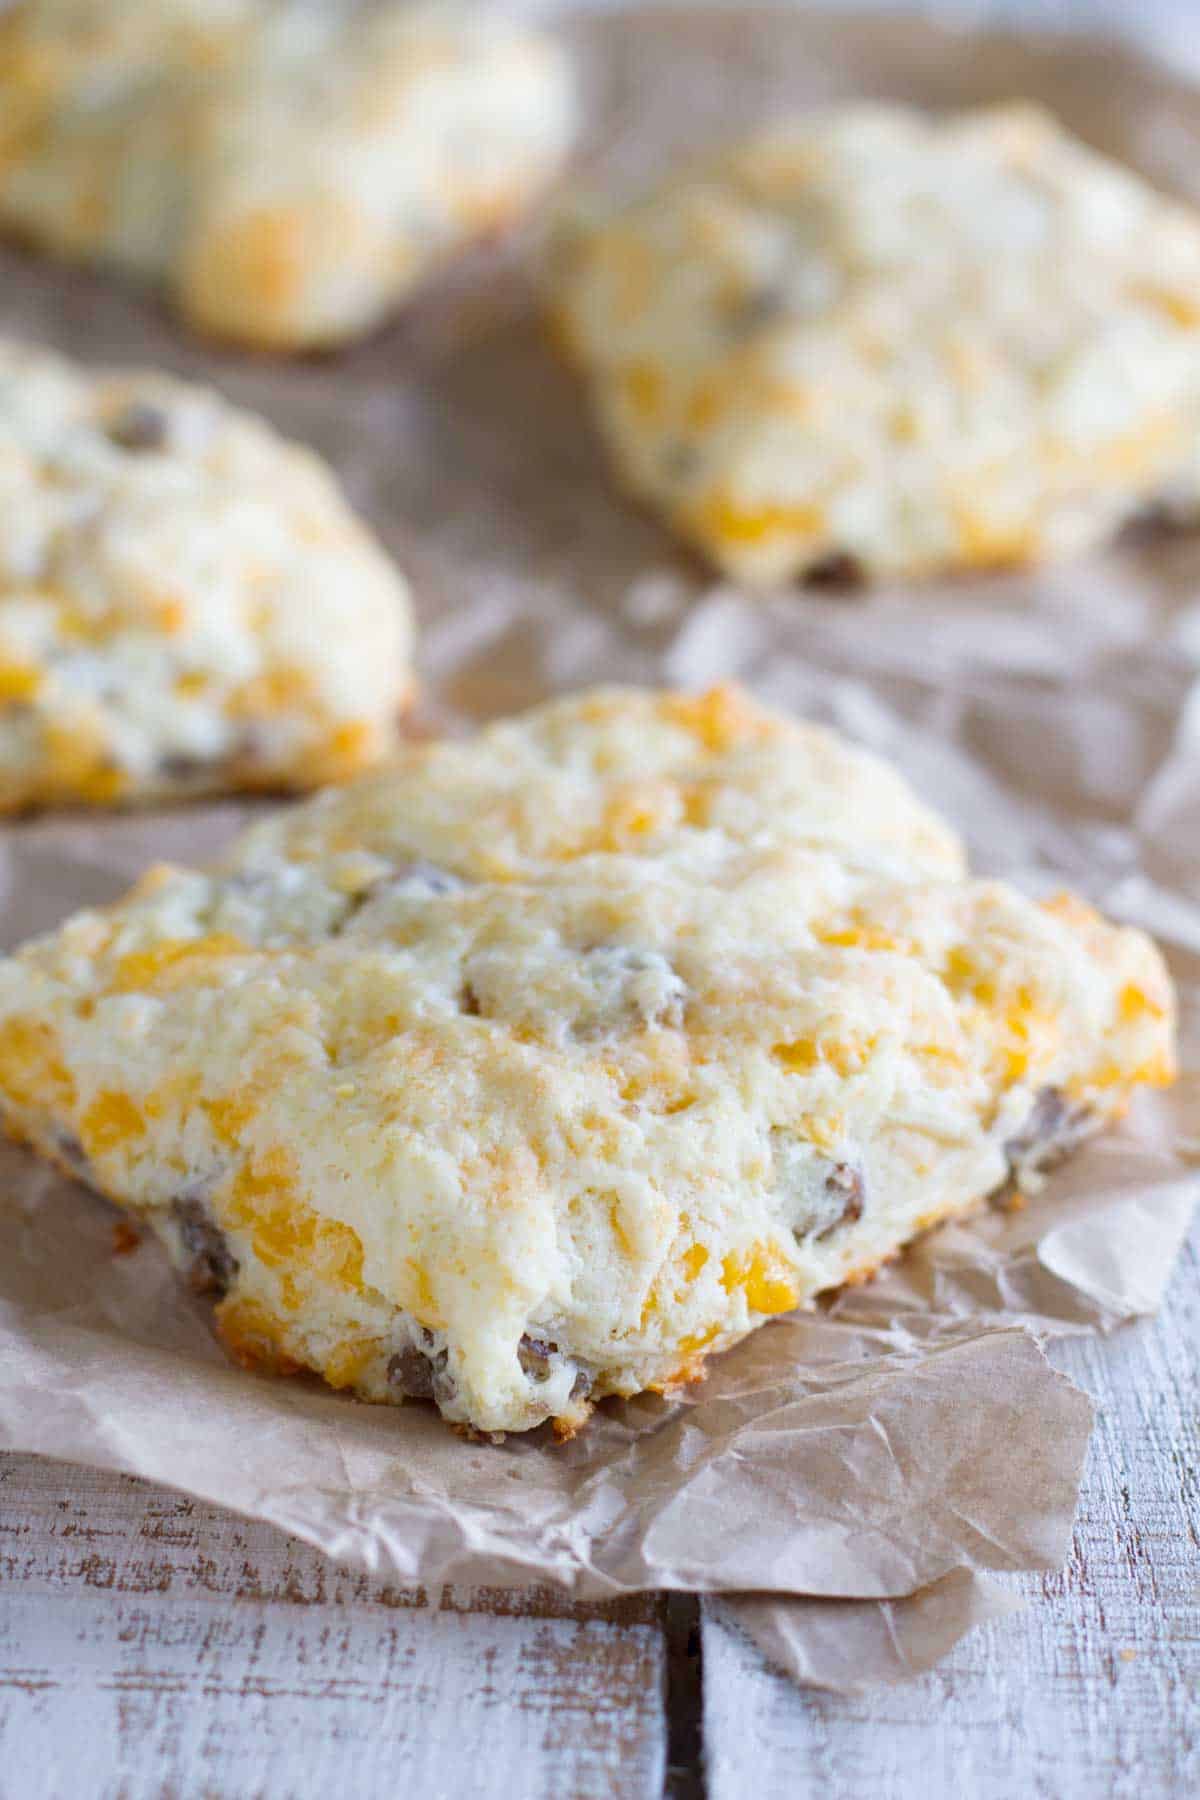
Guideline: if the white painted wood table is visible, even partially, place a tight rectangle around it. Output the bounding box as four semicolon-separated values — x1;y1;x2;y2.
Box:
2;3;1200;1795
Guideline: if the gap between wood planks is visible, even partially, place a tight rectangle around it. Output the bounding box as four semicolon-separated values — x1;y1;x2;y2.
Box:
663;1593;706;1798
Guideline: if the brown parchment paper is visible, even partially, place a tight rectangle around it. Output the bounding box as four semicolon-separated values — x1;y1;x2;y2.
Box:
0;8;1198;1693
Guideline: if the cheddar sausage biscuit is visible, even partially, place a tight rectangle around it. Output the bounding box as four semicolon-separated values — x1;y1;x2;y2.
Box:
0;0;576;350
0;339;413;808
0;687;1174;1435
550;104;1200;585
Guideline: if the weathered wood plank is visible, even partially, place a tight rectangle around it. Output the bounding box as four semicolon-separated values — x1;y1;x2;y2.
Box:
0;1456;666;1800
701;1218;1200;1800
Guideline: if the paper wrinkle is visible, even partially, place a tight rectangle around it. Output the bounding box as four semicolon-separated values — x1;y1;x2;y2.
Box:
710;1569;1027;1697
0;8;1197;1692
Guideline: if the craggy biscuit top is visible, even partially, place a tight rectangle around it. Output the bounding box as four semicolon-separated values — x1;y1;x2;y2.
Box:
550;104;1200;584
0;687;1175;1433
0;339;412;807
0;0;576;347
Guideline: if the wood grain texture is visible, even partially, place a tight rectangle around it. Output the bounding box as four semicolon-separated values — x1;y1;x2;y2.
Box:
0;1457;666;1800
701;1216;1200;1800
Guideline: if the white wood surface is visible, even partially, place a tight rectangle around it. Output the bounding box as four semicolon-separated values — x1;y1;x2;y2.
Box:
2;4;1199;1797
0;1456;667;1800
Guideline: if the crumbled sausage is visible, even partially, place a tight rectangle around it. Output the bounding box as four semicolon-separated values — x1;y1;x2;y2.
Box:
995;1086;1097;1204
1118;498;1189;548
1004;1085;1096;1179
460;943;686;1043
517;1333;556;1381
158;752;209;783
804;550;864;590
817;1161;865;1238
107;403;170;452
336;861;469;935
172;1194;238;1296
518;1332;592;1401
578;946;687;1036
726;286;788;337
387;1330;455;1404
387;1343;437;1400
772;1129;867;1242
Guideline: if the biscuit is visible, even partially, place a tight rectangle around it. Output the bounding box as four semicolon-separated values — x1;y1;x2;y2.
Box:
0;0;576;349
0;339;413;808
0;686;1175;1435
550;104;1200;585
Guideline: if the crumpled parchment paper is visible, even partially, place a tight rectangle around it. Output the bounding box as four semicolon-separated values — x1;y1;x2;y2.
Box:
0;7;1197;1693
